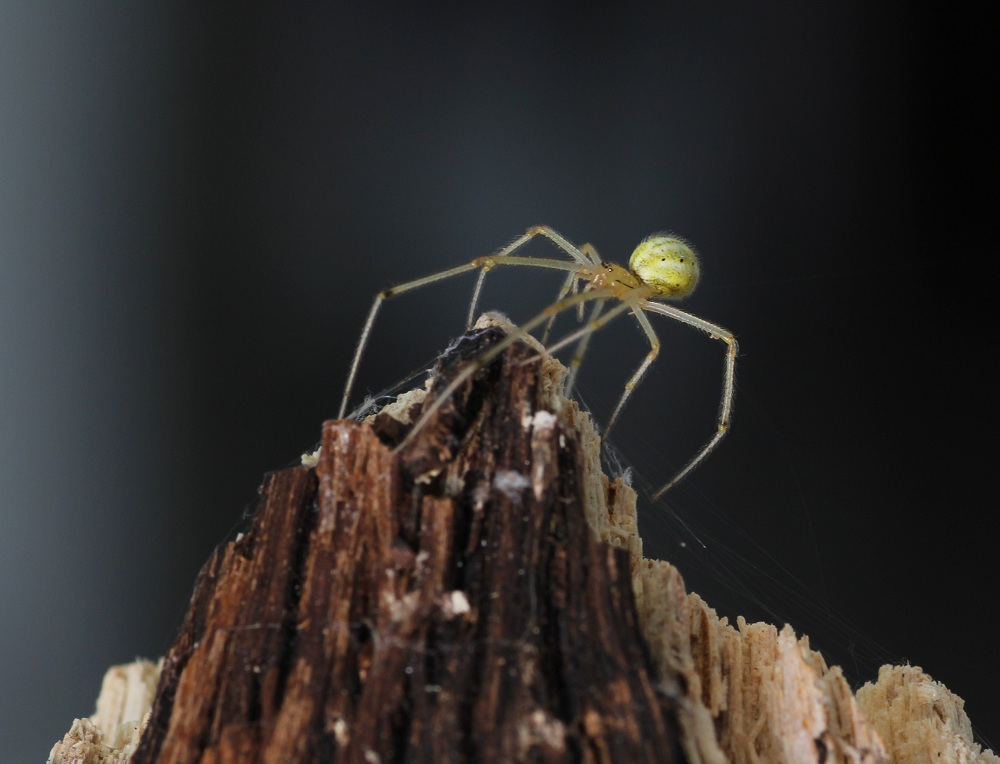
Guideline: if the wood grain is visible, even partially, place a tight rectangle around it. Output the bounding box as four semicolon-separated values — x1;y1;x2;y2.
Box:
130;324;682;763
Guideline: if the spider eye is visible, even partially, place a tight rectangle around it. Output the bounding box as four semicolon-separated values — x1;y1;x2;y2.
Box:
629;235;700;298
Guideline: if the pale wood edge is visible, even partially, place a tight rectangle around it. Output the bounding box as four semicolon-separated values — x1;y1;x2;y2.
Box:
855;665;998;764
48;659;160;764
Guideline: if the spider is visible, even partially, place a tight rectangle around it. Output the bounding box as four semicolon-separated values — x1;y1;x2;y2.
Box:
339;225;737;499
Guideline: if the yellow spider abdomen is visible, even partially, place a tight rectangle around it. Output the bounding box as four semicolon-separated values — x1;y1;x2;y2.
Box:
629;235;700;299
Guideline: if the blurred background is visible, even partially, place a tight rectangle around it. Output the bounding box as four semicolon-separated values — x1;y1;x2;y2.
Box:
2;3;994;758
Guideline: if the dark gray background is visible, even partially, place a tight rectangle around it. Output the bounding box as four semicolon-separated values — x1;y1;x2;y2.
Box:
2;3;994;759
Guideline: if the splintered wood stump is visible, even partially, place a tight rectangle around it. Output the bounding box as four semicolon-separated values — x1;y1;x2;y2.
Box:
131;321;683;763
51;315;993;764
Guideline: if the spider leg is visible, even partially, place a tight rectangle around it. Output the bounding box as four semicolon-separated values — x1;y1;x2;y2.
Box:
577;243;603;321
341;261;479;419
602;303;660;440
540;272;580;346
578;242;602;264
340;254;592;420
543;243;606;358
395;286;620;451
563;297;607;397
526;295;638;363
521;294;644;404
466;268;489;329
466;225;594;328
640;301;738;499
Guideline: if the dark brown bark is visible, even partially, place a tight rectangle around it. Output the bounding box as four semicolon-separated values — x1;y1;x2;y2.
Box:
132;325;683;763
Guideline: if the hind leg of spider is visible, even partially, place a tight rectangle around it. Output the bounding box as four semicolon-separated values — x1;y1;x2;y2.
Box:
395;285;631;451
340;255;594;420
640;301;738;499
